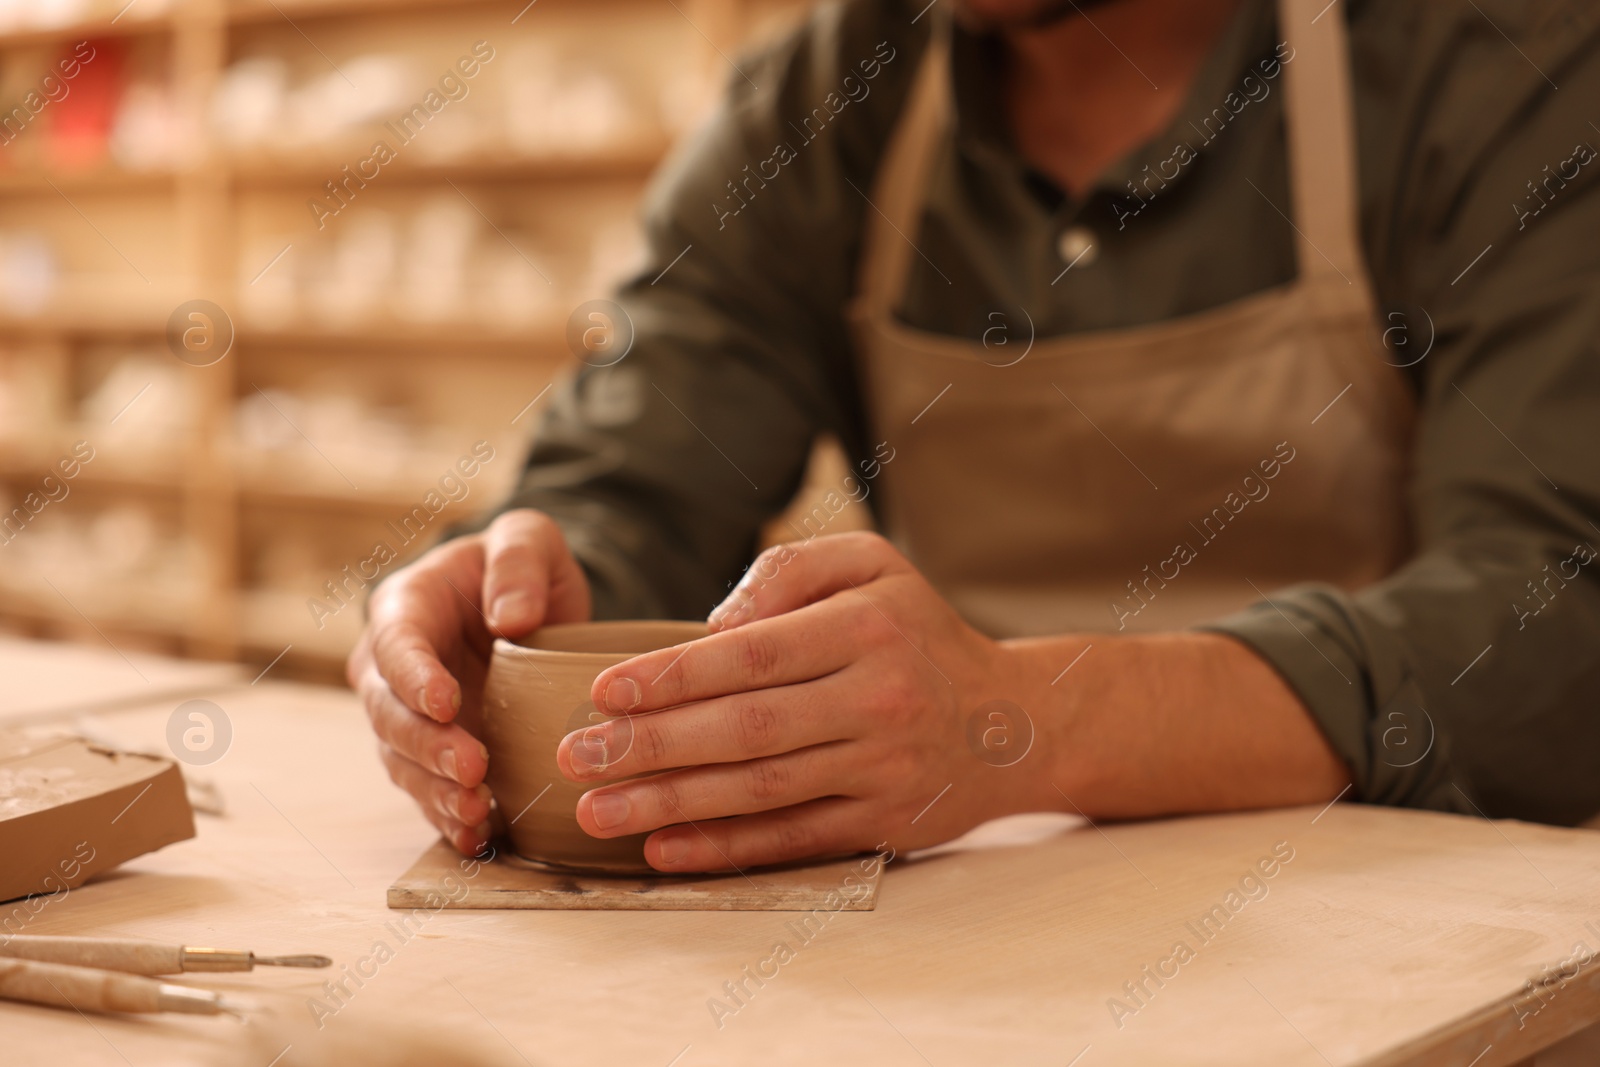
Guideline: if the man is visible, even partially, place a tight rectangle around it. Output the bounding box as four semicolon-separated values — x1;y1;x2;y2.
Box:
349;0;1600;871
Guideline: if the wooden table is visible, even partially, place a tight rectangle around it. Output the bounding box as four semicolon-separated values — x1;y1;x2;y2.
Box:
5;638;1600;1067
0;634;245;727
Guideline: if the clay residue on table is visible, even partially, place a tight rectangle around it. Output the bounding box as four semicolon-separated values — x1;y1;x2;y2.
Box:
0;766;88;818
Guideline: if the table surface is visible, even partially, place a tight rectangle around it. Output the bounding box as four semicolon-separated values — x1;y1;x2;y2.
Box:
4;638;1600;1067
0;634;245;727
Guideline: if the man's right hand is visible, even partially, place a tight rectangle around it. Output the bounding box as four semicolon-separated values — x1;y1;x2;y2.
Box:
346;509;592;854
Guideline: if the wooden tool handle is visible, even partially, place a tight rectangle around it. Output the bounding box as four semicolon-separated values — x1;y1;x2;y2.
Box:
0;936;183;975
0;958;164;1013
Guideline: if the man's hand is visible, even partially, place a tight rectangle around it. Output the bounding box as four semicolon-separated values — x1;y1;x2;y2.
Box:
347;509;591;855
554;533;1043;872
553;530;1350;874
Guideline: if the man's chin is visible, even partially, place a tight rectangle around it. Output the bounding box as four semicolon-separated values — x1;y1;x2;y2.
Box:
954;0;1123;32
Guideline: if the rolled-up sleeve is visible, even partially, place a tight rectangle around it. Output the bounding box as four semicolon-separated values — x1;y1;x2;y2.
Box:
1209;22;1600;824
462;5;912;620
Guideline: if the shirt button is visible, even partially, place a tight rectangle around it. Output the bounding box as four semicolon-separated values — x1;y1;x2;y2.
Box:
1057;226;1098;268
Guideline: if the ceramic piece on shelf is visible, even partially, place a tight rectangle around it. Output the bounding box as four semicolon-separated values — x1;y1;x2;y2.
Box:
482;620;706;874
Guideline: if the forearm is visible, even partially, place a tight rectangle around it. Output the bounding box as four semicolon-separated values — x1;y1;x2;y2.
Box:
1004;632;1348;820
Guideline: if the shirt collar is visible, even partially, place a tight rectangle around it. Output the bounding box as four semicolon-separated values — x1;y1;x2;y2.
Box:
948;0;1279;202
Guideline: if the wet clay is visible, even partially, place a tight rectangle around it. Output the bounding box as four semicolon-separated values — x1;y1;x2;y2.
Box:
481;620;707;875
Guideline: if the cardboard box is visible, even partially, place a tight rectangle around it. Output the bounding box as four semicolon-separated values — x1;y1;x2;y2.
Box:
0;732;195;912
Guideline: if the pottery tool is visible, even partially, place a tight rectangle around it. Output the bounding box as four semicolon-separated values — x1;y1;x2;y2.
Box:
0;936;331;976
0;958;248;1017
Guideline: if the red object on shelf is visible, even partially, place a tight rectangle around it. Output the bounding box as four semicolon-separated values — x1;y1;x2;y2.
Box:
46;39;127;172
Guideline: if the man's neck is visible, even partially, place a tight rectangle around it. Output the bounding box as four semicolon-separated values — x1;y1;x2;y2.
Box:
996;0;1246;197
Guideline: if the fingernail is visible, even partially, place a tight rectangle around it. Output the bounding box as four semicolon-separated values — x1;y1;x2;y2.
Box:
474;783;492;804
656;836;689;865
570;731;609;772
460;790;489;825
418;687;434;716
471;820;492;845
708;590;752;631
450;689;462;713
490;592;531;629
589;793;630;831
604;677;641;713
457;784;490;822
439;748;460;783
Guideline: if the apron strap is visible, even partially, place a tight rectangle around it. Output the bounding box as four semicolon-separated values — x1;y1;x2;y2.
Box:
855;11;952;320
857;0;1370;317
1278;0;1369;293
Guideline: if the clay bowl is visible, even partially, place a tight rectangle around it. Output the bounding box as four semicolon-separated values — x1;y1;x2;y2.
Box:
482;619;707;874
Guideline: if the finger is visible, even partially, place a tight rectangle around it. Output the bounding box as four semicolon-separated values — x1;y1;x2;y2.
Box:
481;510;591;636
558;675;863;783
368;561;473;722
643;797;873;872
377;743;492;855
357;663;488;787
592;593;868;715
420;805;477;855
377;741;494;830
345;631;375;693
708;532;910;632
574;743;855;839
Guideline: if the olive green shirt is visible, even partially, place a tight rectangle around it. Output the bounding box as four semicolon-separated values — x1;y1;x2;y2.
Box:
486;0;1600;824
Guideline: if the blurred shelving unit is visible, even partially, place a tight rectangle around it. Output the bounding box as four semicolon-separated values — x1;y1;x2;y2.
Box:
0;0;814;680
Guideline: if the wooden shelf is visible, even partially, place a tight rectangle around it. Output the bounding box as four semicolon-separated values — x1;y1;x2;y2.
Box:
0;148;664;195
0;0;505;47
0;0;788;677
0;167;182;194
0;308;570;344
237;620;356;666
227;143;668;186
225;0;515;26
0;314;168;336
238;478;477;512
0;588;215;644
0;289;194;335
235;321;566;349
0;0;688;49
0;455;187;494
0;10;176;50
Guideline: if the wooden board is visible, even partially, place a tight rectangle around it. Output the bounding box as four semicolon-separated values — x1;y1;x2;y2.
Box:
389;839;882;912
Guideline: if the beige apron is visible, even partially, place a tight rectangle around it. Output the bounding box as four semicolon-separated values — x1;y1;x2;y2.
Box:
845;0;1414;638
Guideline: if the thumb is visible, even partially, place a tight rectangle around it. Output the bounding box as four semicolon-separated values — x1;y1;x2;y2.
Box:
708;532;908;632
481;510;592;636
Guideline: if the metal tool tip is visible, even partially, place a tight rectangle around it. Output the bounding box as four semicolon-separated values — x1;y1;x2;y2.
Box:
216;996;253;1020
257;954;333;968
